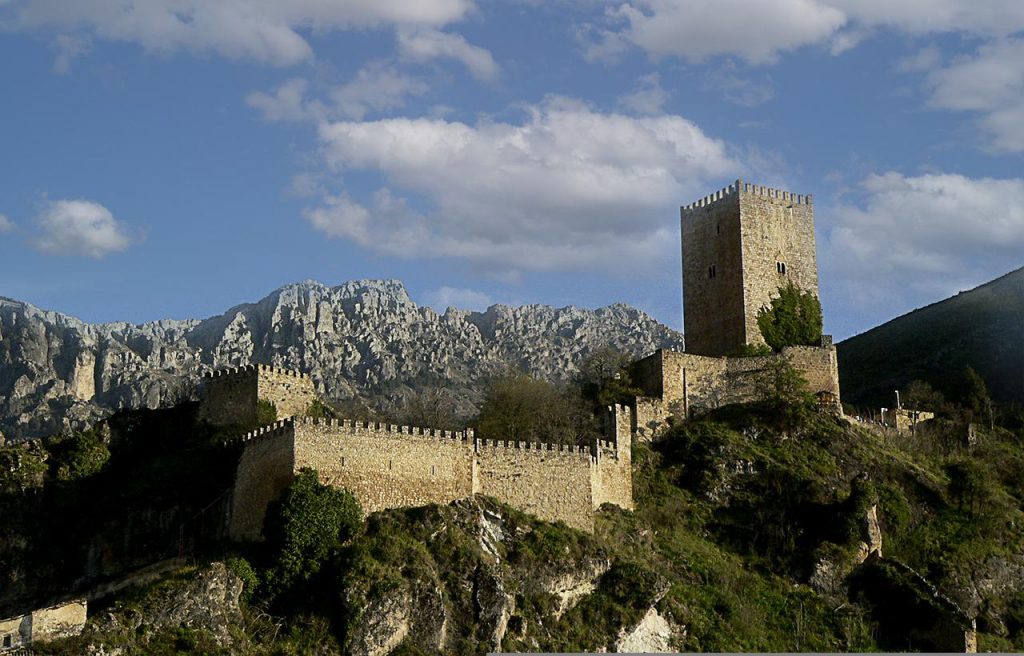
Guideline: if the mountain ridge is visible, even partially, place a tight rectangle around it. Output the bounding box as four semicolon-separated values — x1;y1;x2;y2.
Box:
0;279;684;441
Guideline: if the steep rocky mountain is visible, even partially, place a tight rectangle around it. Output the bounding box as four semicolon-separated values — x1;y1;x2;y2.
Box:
837;266;1024;408
0;280;683;440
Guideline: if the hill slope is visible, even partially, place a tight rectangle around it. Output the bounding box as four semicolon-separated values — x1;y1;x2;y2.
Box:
0;280;683;440
837;267;1024;407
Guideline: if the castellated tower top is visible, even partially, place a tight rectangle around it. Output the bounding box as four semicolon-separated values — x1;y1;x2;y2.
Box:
680;179;820;356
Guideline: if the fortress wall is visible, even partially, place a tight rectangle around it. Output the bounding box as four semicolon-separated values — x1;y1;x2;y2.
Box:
639;347;841;418
199;366;259;426
781;345;841;402
594;405;634;511
737;186;818;348
30;599;87;642
229;421;296;542
292;419;475;514
475;441;595;532
633;396;667;442
255;365;317;420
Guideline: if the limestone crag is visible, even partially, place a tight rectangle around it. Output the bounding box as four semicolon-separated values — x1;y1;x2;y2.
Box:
0;280;683;440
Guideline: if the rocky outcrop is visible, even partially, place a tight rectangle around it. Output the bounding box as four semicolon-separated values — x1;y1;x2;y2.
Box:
0;280;683;440
86;562;244;651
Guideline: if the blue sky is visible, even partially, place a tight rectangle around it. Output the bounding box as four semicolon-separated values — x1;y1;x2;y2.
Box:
1;1;1023;340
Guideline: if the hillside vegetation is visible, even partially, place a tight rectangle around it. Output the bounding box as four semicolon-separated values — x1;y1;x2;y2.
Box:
10;380;1024;654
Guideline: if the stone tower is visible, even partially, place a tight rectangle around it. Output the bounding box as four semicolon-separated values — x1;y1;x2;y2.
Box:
681;180;819;356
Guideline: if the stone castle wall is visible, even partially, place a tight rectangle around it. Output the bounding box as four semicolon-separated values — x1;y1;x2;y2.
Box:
592;405;634;510
229;420;295;542
294;419;476;515
630;346;840;431
200;365;316;427
681;181;818;356
228;408;634;539
475;441;595;532
0;599;87;651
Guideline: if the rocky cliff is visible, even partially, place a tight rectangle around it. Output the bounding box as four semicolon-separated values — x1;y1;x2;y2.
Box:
0;280;683;440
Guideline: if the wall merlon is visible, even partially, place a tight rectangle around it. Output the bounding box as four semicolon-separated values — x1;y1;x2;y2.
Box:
738;182;813;205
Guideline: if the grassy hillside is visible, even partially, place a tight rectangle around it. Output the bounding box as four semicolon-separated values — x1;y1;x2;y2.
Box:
24;398;1024;654
838;266;1024;408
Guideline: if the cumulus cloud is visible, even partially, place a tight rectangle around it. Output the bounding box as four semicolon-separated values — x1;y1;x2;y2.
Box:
587;0;846;64
423;286;495;311
32;199;135;258
822;171;1024;319
0;213;14;233
397;28;499;80
247;65;429;123
924;38;1024;152
584;0;1024;64
3;0;474;66
617;73;668;115
305;97;738;275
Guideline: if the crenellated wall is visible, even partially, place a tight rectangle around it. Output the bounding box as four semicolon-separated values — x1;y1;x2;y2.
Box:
631;346;841;425
200;365;317;427
227;408;634;539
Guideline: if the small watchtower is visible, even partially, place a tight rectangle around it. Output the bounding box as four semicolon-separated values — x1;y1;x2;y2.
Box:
681;180;819;356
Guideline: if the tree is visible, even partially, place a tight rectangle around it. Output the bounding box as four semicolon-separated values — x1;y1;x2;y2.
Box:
476;372;597;446
263;468;362;595
756;356;815;434
903;380;946;413
945;458;991;514
756;283;824;351
960;366;994;429
576;346;643;408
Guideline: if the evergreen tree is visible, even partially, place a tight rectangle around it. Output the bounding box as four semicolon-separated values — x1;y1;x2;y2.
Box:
756;283;824;351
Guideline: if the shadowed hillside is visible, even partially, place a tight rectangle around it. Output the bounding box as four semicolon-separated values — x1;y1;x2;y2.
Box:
837;267;1024;408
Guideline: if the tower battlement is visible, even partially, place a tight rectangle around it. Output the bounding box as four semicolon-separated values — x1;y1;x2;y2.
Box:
681;179;813;213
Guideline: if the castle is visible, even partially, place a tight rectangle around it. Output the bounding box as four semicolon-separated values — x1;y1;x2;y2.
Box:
214;180;839;536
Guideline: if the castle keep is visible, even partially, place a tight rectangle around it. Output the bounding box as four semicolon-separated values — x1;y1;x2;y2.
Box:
630;180;840;438
681;180;819;356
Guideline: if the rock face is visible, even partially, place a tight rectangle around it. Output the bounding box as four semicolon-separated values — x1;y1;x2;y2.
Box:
0;280;683;440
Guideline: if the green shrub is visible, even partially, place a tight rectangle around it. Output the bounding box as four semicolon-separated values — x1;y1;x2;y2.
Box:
256;398;278;426
304;398;334;421
0;444;47;492
225;556;259;605
756;282;823;351
263;468;363;595
46;429;110;481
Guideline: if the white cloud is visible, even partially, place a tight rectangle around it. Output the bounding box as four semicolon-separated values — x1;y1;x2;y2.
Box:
590;0;846;64
32;199;135;258
617;73;668;115
246;78;318;122
0;213;14;232
924;38;1024;152
585;0;1024;64
397;28;499;80
823;171;1024;318
51;33;90;73
895;45;941;73
306;97;738;275
331;63;430;119
423;286;494;311
5;0;474;66
247;65;428;123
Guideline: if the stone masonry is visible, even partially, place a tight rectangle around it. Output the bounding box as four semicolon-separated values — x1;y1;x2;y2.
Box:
681;180;819;356
217;372;635;538
199;365;317;427
0;599;87;652
629;345;841;439
626;180;841;440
